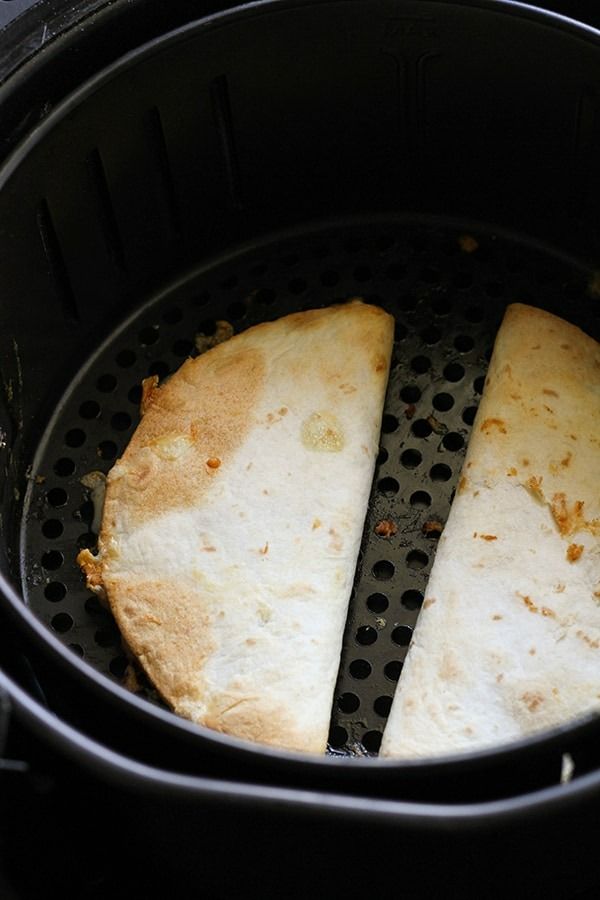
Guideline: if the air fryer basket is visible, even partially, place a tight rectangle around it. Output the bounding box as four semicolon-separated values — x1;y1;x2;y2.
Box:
2;0;600;792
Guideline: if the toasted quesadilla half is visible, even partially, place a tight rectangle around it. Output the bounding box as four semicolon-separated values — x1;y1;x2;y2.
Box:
79;300;394;753
381;303;600;759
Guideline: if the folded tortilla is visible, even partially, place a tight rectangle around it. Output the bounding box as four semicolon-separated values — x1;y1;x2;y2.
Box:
380;303;600;758
79;300;394;753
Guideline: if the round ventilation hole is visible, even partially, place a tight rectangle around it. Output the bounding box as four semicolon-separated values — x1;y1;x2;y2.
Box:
362;730;382;753
356;626;378;646
338;692;360;713
402;589;423;610
392;625;413;646
373;695;393;717
366;593;388;613
384;660;403;682
349;659;372;680
372;560;395;580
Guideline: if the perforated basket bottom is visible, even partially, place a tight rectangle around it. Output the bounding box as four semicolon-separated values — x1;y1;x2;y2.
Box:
20;215;598;755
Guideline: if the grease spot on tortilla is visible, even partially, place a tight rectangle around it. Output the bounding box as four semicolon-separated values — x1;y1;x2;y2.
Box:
301;411;345;452
150;433;192;461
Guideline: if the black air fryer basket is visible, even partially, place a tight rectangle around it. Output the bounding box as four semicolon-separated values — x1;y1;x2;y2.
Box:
1;0;600;896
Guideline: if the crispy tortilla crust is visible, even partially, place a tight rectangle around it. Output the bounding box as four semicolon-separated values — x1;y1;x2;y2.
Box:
79;300;394;753
380;303;600;759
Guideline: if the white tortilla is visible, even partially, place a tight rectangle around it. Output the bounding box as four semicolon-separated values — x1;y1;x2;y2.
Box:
79;300;394;753
381;303;600;759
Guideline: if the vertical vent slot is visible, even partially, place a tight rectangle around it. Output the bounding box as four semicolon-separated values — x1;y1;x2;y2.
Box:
87;148;127;273
36;200;79;322
210;74;244;210
143;106;182;235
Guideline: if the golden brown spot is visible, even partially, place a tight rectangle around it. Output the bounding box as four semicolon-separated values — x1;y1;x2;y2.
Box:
312;518;322;530
551;494;600;537
245;638;257;646
507;467;518;476
140;375;160;415
301;411;345;452
529;647;536;655
114;579;218;704
543;405;555;414
526;475;544;502
118;345;266;526
259;542;269;555
463;727;474;736
542;388;558;397
522;458;530;466
481;418;507;434
423;597;437;609
510;392;522;401
492;614;502;621
542;607;556;618
496;673;504;683
531;344;541;350
200;545;216;553
278;407;288;415
374;355;387;373
576;630;600;650
479;534;497;541
339;383;357;394
375;519;398;538
561;452;572;467
567;543;584;563
518;593;538;614
570;434;577;441
206;457;221;469
561;343;571;350
554;583;566;593
458;476;468;494
521;691;544;712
